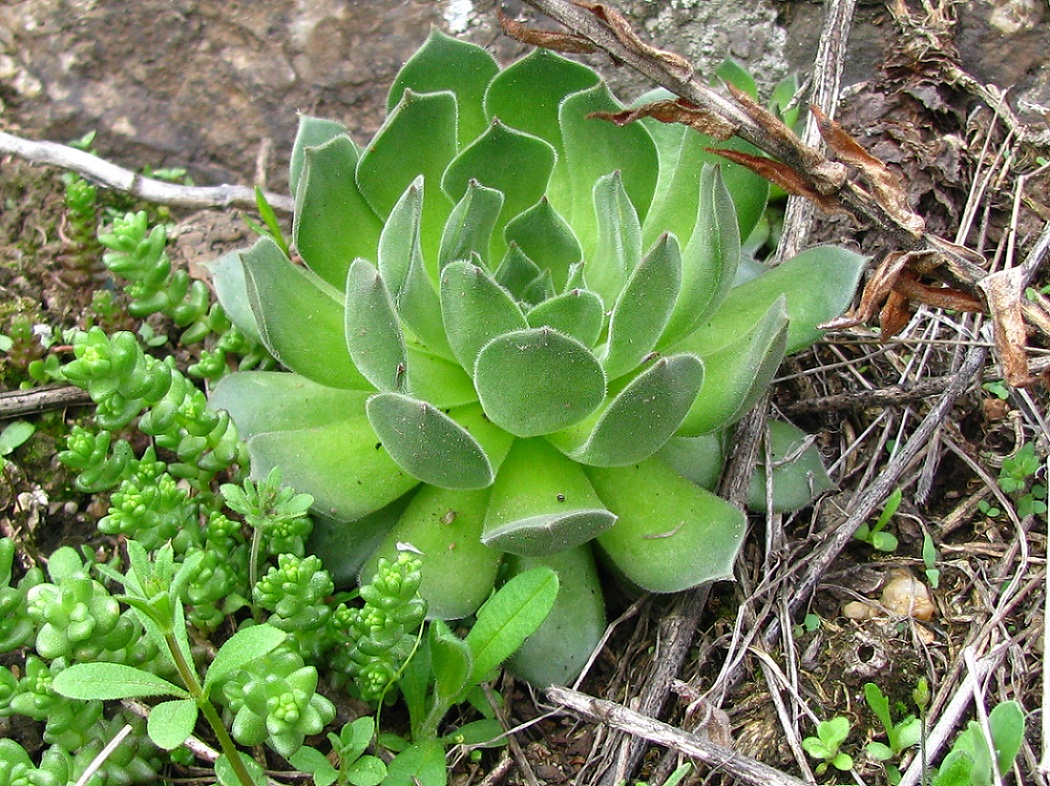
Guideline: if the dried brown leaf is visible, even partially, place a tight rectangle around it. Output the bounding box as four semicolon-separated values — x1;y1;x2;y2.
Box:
574;1;693;81
497;8;599;54
879;287;913;338
589;99;737;140
978;267;1036;387
821;251;912;330
707;147;846;214
811;105;926;237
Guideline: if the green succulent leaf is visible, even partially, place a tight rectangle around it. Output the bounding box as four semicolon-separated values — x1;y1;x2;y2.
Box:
147;699;199;750
505;547;605;687
357;89;458;252
389;29;499;147
677;297;788;436
440;260;528;371
558;82;658;250
241;237;371;389
206;250;261;341
210;371;366;435
294;135;383;289
464;566;559;688
442;120;557;246
554;353;704;466
290;114;351;198
657;433;725;490
438;180;505;270
681;246;868;356
493;243;544;302
503;197;582;293
526;288;604;348
366;393;496;490
474;327;606;437
747;420;834;513
344;258;409;392
378;178;452;358
309;499;411;587
429;620;474;705
403;344;477;408
662;165;742;346
588;458;746;592
602;233;682;379
584;171;642;309
364;486;501;620
482;438;617;556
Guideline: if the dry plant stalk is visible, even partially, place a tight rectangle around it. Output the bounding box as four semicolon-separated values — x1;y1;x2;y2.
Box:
507;0;1050;387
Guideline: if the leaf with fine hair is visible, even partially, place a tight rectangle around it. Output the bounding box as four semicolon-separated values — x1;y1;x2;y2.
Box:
440;260;528;372
147;699;199;750
344;258;409;392
204;623;287;690
53;663;188;701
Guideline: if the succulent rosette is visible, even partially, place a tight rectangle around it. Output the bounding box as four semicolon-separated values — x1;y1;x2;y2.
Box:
208;31;864;684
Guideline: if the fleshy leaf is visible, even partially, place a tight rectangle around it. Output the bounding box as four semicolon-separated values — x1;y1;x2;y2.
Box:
294;135;383;289
206;250;261;341
747;420;834;513
553;354;704;466
290;114;350;198
526;289;604;348
388;29;499;147
440;260;528;371
482;438;616;556
344;259;408;392
378;179;452;358
558;82;659;251
505;547;605;686
241;237;371;390
493;243;543;301
662;165;742;346
588;458;746;593
442;120;557;252
657;433;725;490
357;90;457;252
680;246;867;356
438;180;505;270
474;327;606;437
363;486;501;620
404;344;477;408
602;233;682;379
503;198;582;293
676;297;788;436
366;393;495;490
308;498;411;587
584;171;642;310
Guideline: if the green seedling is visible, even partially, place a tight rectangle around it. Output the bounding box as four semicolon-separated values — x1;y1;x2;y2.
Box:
288;717;388;786
855;488;902;552
618;763;693;786
864;682;921;783
922;532;941;589
932;701;1025;786
0;420;35;468
802;716;854;777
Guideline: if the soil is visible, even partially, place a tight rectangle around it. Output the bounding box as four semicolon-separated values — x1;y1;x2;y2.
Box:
2;1;1050;785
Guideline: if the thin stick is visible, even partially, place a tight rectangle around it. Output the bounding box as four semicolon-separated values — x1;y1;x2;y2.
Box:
0;130;293;213
546;685;814;786
0;384;93;420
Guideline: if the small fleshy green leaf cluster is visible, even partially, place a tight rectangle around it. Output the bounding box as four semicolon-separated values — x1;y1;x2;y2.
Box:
208;31;865;684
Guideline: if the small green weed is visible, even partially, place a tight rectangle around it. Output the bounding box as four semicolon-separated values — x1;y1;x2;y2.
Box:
855;488;902;552
802;716;854;776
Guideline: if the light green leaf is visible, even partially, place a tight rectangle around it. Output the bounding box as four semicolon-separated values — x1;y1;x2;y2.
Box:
429;620;473;704
438;180;504;270
465;566;559;687
215;752;266;786
204;624;287;690
584;171;642;310
241;237;371;389
344;258;408;392
362;485;500;620
662;165;742;346
357;90;458;252
147;699;199;750
588;458;746;592
287;747;339;786
441;120;556;252
503;197;582;293
602;233;682;379
474;327;606;437
526;288;604;348
747;420;834;513
680;246;867;356
988;700;1025;776
206;250;261;341
53;663;188;700
657;433;725;490
290;114;350;198
676;297;788;436
440;260;528;372
482;437;616;556
366;392;494;490
505;547;605;687
493;243;543;302
554;354;704;466
404;344;477;408
388;29;499;148
383;741;447;786
293;135;383;289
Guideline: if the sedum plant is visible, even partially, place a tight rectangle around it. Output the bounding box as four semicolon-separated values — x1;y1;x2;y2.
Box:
208;31;864;684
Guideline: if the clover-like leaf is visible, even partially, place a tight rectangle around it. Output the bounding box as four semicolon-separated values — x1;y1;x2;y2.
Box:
482;438;616;556
474;327;606;437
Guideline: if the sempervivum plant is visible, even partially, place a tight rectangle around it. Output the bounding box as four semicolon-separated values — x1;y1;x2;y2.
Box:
209;32;864;685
